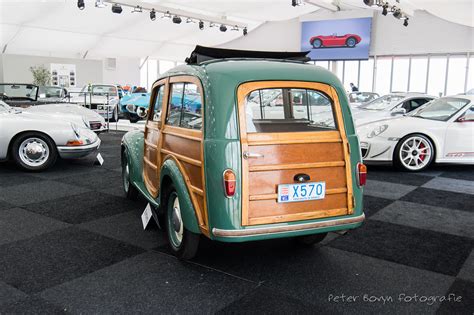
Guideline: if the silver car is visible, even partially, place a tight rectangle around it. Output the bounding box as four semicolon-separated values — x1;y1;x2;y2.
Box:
0;102;100;171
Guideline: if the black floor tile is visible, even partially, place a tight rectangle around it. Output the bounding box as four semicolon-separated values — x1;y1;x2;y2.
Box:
0;227;145;293
54;168;122;188
23;191;146;224
436;279;474;314
0;172;44;188
401;187;474;212
40;252;254;314
0;295;67;314
438;165;474;181
363;195;394;217
217;286;316;314
367;169;434;186
328;220;473;276
0;200;14;211
0;281;27;307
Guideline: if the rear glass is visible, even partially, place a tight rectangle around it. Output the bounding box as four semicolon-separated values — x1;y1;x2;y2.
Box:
245;88;337;133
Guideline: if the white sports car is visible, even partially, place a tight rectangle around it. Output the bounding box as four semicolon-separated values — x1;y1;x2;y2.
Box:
358;95;474;171
0;102;100;171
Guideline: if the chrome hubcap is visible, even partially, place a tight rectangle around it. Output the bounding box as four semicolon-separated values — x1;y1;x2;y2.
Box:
400;136;431;170
19;138;49;167
123;162;130;192
169;195;183;247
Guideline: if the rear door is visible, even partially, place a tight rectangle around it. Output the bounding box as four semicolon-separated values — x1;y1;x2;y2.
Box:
143;78;168;197
238;81;354;226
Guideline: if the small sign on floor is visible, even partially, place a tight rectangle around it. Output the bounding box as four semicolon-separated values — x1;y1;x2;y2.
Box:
96;153;104;166
141;203;153;230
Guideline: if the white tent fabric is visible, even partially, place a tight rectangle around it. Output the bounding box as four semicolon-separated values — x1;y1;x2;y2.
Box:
0;0;472;61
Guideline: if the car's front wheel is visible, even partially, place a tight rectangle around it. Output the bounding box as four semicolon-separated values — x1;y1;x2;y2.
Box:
346;37;357;47
165;186;200;260
129;115;140;123
394;134;434;172
121;149;139;200
11;132;57;171
312;39;323;48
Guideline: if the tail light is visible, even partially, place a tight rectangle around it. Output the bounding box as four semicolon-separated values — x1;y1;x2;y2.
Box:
357;163;367;186
223;169;236;197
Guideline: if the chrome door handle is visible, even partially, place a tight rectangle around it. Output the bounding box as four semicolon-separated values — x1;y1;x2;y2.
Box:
243;151;264;159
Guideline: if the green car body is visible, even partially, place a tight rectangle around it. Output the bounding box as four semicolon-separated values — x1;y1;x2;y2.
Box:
122;59;365;248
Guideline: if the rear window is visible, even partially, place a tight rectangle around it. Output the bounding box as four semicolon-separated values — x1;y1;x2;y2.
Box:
244;88;337;133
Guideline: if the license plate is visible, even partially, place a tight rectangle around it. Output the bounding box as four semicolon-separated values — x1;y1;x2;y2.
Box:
277;182;326;203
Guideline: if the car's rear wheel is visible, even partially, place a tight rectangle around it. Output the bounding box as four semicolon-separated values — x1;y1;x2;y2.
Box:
165;186;200;260
121;149;139;200
312;39;323;48
11;132;57;171
346;37;357;47
294;232;328;246
394;134;434;172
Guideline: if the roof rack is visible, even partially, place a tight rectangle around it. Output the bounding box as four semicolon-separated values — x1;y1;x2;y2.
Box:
185;45;311;65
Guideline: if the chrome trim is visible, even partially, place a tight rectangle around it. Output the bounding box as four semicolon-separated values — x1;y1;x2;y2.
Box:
212;213;365;237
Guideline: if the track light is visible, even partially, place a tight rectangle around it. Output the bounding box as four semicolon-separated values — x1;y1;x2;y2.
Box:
77;0;85;10
162;11;171;19
363;0;375;6
219;24;227;32
132;5;142;13
291;0;303;6
199;20;204;30
112;3;122;14
95;0;106;8
186;18;195;23
403;17;409;27
382;3;388;15
243;27;248;36
150;9;156;21
392;6;402;18
172;15;182;24
209;22;217;28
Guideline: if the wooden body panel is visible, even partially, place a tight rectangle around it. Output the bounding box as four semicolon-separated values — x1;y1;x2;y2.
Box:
237;81;354;226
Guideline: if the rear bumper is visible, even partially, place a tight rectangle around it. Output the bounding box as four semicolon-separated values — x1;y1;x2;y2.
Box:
212;213;365;239
57;139;101;159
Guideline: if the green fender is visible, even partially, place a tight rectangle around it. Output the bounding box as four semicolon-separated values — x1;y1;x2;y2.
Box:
160;159;201;234
121;130;144;186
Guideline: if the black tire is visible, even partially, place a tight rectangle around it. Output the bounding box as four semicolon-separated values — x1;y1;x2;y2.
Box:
393;134;435;172
164;184;200;260
121;149;139;200
11;132;57;171
294;232;328;246
129;115;140;123
312;39;323;48
109;106;119;122
346;37;357;48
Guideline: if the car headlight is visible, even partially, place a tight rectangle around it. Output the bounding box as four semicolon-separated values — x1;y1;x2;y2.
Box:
367;124;388;138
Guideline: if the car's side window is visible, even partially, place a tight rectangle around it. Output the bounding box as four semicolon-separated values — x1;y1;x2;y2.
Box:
165;82;202;130
150;85;164;122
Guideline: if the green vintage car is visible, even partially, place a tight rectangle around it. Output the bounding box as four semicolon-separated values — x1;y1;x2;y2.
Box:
121;46;366;259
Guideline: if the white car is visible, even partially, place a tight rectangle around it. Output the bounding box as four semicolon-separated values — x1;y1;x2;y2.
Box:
348;92;379;107
351;93;435;126
0;102;101;171
70;84;122;122
358;95;474;171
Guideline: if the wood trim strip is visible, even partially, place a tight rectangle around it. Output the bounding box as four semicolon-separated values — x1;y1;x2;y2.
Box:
144;139;158;149
249;161;345;172
160;148;202;167
248;207;348;225
190;185;204;196
248;138;342;146
162;128;202;142
249;187;348;201
143;156;158;170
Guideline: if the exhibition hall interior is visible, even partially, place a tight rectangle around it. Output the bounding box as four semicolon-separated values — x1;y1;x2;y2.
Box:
0;0;473;313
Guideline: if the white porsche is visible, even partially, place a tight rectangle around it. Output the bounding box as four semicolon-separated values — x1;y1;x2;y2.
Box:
357;95;474;171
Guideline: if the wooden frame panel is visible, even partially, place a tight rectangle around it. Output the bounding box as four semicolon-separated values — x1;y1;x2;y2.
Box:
237;81;354;226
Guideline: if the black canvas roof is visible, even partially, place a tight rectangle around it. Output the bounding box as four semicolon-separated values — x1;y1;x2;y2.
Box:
185;45;310;64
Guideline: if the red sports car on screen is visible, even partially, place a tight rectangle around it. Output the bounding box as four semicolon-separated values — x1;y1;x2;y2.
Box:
309;34;361;49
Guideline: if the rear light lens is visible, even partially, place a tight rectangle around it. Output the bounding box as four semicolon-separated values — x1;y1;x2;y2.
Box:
223;169;236;197
357;163;367;186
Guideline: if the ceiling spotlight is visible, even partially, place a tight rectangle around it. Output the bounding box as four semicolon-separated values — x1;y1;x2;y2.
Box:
77;0;85;10
291;0;303;6
231;25;239;31
162;11;172;19
219;24;227;32
172;15;182;24
150;9;156;21
243;27;248;36
132;5;142;13
198;20;204;30
363;0;375;6
186;18;195;23
95;0;106;8
382;3;389;15
209;22;217;28
112;3;122;14
403;17;409;27
392;7;402;18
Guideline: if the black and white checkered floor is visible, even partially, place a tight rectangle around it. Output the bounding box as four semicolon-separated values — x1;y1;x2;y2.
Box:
0;131;472;314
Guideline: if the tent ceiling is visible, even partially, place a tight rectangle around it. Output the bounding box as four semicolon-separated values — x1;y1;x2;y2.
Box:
0;0;471;61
